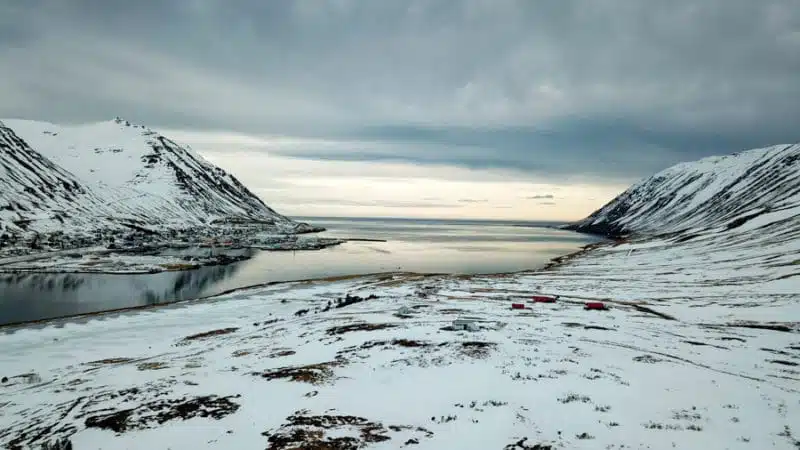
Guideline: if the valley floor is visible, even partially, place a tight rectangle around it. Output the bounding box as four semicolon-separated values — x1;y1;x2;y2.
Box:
1;228;798;449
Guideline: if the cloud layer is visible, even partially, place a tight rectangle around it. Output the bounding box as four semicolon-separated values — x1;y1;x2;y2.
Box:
2;0;798;184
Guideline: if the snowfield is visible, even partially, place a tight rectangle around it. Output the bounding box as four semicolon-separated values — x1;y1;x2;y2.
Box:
1;138;798;448
1;257;798;449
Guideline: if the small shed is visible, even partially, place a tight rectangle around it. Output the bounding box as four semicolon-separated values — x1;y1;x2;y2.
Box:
511;303;526;310
453;318;479;331
584;302;608;311
532;295;557;303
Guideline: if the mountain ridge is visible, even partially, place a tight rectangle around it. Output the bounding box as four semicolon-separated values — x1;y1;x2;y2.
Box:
564;142;800;239
0;118;317;247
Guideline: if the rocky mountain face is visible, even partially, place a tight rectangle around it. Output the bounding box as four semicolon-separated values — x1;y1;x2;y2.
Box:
1;121;107;238
565;143;800;239
0;118;315;245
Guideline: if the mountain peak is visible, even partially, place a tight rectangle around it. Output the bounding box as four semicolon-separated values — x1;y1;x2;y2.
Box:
112;116;132;127
111;116;154;133
1;118;298;238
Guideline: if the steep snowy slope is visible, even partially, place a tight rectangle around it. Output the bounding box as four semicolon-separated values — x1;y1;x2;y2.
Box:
4;118;298;230
0;118;318;247
0;120;110;236
566;143;800;238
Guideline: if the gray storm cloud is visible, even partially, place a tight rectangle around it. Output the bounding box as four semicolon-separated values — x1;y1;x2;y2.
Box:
1;0;798;181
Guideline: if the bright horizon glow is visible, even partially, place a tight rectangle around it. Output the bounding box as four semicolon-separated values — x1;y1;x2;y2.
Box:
286;215;571;223
166;129;628;222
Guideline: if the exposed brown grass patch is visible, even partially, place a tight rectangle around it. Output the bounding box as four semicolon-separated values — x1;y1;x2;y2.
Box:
769;359;799;367
633;354;663;364
264;412;434;449
159;263;199;271
504;438;554;449
326;323;397;336
337;339;432;359
86;357;135;365
181;327;239;342
725;323;794;333
268;350;297;358
629;304;677;320
392;339;429;348
438;308;465;315
459;341;497;359
253;360;346;385
137;362;168;371
84;395;241;433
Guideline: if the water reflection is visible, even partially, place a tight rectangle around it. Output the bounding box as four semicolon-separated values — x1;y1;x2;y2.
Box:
0;263;241;325
0;219;602;325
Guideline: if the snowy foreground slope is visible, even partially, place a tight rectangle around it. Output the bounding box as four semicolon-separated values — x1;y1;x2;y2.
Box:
1;268;798;450
565;143;800;237
0;118;316;248
1;143;798;449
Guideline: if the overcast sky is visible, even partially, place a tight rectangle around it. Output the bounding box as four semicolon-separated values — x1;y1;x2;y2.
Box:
2;1;798;220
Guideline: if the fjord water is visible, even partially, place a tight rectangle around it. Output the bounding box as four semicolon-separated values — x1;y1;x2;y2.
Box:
0;217;602;325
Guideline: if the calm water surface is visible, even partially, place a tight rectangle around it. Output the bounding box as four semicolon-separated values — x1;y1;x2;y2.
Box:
0;217;602;325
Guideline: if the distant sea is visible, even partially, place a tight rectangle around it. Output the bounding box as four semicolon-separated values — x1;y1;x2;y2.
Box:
234;215;603;281
0;216;603;325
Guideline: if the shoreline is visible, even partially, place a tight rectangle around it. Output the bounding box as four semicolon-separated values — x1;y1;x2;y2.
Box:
0;240;605;331
0;271;445;331
0;238;346;275
0;221;599;275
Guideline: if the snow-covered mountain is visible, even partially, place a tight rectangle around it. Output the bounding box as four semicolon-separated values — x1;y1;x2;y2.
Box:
566;143;800;238
1;118;311;241
0;120;110;237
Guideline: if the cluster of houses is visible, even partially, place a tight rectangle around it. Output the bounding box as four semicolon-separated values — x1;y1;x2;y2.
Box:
511;295;608;311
